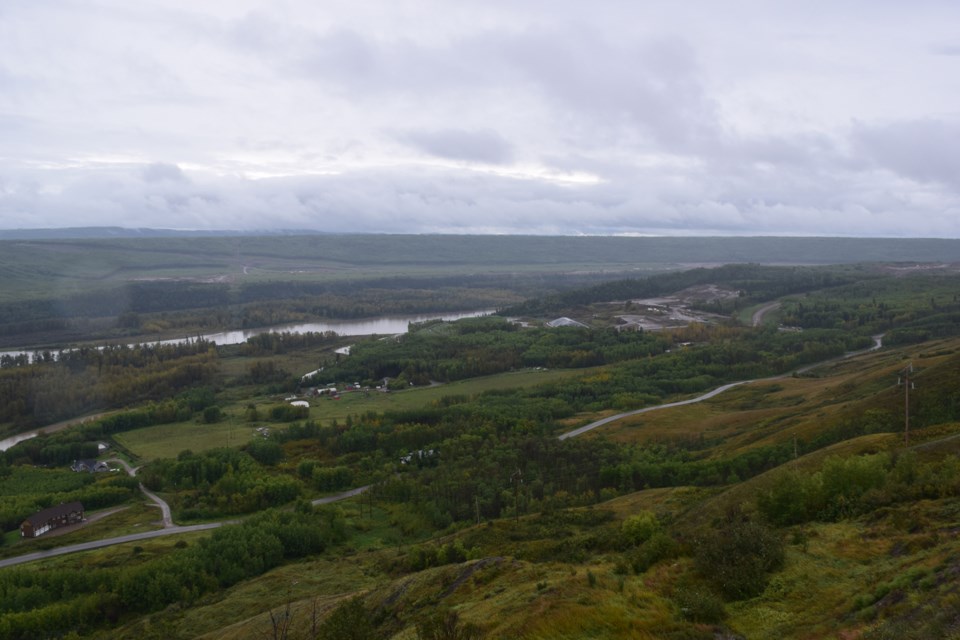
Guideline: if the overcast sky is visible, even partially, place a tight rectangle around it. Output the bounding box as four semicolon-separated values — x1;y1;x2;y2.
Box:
2;1;959;236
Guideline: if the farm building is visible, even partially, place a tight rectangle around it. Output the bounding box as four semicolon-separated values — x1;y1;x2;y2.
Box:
546;317;589;328
20;501;84;538
71;459;109;473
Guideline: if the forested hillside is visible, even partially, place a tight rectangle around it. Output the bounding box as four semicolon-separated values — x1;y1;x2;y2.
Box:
2;261;960;638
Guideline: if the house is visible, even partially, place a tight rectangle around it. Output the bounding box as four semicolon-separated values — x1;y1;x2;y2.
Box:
71;459;110;473
20;501;84;538
546;317;590;329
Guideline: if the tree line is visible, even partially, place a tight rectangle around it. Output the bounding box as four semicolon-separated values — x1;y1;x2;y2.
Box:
0;341;217;431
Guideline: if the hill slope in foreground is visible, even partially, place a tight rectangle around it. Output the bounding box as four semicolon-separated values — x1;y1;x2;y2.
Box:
101;336;960;640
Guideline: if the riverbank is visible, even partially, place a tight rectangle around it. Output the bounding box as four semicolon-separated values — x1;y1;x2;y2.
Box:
0;309;493;363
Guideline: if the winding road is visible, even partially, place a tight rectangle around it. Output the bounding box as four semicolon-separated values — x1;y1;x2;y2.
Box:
558;333;884;441
106;458;175;528
1;329;883;570
0;523;228;569
751;301;782;327
0;480;372;569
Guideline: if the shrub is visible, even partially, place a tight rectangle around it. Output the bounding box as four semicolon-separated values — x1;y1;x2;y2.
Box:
757;470;822;525
202;406;221;424
628;532;680;574
695;516;785;600
246;439;283;466
416;609;484;640
674;587;726;623
621;510;659;546
319;596;376;640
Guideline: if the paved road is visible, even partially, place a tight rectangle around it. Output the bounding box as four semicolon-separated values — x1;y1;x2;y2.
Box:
558;381;751;440
2;334;886;568
558;334;885;440
752;301;782;327
312;485;371;505
0;412;112;452
0;523;228;569
0;485;372;570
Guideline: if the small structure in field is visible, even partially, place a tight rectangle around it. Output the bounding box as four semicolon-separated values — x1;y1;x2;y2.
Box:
20;501;84;538
71;459;109;473
546;317;589;328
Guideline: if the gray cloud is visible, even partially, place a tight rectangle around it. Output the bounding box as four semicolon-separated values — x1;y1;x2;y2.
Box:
932;44;960;56
142;163;188;183
1;1;959;237
853;119;960;189
3;158;957;238
396;128;513;164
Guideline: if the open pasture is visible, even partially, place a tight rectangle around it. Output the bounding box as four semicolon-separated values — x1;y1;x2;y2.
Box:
119;367;580;461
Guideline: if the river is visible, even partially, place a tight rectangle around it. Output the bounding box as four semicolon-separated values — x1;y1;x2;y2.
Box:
0;309;492;451
0;309;494;362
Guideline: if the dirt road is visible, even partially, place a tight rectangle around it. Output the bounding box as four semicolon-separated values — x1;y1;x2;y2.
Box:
751;301;781;327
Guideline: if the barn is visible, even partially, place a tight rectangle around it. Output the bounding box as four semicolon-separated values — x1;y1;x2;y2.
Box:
20;502;85;538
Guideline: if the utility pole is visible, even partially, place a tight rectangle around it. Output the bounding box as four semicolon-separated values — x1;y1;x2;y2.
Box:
475;494;481;525
511;468;522;523
897;363;914;446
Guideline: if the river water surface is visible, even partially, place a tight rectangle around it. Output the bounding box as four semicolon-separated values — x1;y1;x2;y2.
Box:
0;309;492;450
0;309;493;362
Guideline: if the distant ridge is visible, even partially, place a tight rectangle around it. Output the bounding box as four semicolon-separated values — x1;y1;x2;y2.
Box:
1;230;959;264
0;227;332;240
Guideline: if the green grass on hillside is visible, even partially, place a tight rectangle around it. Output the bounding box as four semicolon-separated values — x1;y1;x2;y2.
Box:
114;420;258;461
117;368;579;461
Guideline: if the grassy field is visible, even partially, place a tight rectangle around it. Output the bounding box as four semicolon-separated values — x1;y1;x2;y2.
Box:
0;501;164;559
581;336;960;458
114;420;260;461
117;368;582;461
299;367;585;421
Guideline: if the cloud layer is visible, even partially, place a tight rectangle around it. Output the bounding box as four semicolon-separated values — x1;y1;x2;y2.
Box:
2;1;959;236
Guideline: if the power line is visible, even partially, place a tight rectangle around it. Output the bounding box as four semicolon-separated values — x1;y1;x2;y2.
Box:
897;362;915;446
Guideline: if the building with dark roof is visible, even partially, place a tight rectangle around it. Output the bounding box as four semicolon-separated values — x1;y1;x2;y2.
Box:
71;459;109;473
20;502;84;538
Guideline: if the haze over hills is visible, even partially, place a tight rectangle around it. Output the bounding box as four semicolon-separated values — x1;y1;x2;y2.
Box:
0;227;327;240
2;230;960;265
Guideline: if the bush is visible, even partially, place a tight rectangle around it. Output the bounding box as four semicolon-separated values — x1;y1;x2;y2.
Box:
695;515;785;600
674;587;726;623
758;470;822;525
319;597;376;640
202;406;222;424
621;510;659;546
628;532;679;574
416;609;485;640
246;439;283;466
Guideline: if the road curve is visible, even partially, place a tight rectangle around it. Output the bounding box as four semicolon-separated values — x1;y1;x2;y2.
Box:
752;302;782;327
0;486;373;569
3;335;886;568
558;333;885;441
558;381;751;440
139;483;175;528
106;458;175;528
0;522;228;569
312;485;371;505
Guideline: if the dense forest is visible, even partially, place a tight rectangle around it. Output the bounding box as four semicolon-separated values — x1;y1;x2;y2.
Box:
0;341;217;432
